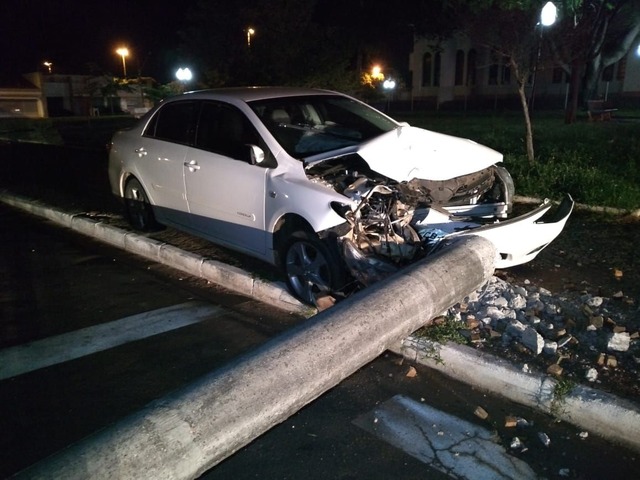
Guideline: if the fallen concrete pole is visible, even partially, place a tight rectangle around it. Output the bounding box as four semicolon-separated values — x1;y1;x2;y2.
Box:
16;235;496;480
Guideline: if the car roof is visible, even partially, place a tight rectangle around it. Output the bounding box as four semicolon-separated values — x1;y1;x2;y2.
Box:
169;86;341;103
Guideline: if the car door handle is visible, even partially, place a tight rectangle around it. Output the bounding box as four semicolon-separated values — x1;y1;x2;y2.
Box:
184;160;200;171
135;148;147;157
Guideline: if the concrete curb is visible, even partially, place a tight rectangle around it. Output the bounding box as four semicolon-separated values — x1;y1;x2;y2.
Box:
0;191;312;317
390;338;640;453
3;190;640;458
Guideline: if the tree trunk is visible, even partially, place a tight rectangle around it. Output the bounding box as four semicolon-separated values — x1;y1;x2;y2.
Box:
565;59;582;125
517;80;535;163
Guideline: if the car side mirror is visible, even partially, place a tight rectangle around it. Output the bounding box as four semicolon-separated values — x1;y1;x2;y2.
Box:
248;144;265;165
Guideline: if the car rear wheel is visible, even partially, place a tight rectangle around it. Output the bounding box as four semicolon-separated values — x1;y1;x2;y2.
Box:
283;231;345;306
124;177;158;231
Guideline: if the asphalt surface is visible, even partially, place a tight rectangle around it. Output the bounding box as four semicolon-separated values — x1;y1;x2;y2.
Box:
1;189;639;460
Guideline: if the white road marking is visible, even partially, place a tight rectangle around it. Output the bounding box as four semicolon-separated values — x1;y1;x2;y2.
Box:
354;395;538;480
0;301;225;380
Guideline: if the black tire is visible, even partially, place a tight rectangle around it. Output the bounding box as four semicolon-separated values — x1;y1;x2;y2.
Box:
123;177;158;231
283;231;345;306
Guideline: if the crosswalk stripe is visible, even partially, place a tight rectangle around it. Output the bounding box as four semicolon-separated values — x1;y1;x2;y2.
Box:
353;395;538;480
0;301;225;380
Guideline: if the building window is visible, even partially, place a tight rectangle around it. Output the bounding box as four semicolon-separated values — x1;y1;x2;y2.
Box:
489;64;499;85
422;52;432;87
422;50;441;87
455;50;465;86
488;56;511;85
502;59;511;85
467;49;477;86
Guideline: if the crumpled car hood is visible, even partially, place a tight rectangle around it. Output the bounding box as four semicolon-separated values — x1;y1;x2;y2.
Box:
356;126;503;182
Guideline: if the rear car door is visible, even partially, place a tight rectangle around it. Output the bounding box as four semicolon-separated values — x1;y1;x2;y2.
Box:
184;101;268;255
136;100;196;227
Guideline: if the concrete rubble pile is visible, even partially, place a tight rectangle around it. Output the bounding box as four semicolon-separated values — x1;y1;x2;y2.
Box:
442;276;640;388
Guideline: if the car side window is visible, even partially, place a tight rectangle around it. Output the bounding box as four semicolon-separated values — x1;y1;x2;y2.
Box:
195;102;262;161
144;101;197;145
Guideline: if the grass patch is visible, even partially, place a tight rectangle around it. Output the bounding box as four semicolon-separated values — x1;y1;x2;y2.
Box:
550;377;577;417
0;118;63;144
415;316;467;345
412;316;468;365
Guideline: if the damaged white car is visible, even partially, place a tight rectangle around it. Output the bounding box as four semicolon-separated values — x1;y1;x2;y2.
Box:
108;87;573;305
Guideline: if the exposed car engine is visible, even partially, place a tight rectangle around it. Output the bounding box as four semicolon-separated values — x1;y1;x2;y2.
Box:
306;155;513;286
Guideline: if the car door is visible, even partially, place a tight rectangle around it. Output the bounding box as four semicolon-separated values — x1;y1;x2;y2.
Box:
136;100;196;227
184;101;268;255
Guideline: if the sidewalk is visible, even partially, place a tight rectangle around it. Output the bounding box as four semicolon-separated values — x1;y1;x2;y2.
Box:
2;190;639;454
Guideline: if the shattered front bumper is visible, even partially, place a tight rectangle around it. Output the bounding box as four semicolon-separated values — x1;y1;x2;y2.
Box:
447;194;574;268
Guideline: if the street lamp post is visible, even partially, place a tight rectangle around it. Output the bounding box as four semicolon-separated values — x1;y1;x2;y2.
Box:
529;2;557;112
247;28;255;47
116;47;129;78
383;78;396;112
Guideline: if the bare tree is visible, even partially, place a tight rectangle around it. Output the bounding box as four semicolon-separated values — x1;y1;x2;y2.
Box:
458;1;543;163
548;0;640;123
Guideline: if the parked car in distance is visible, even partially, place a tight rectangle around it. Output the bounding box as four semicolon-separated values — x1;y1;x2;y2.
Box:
108;87;573;305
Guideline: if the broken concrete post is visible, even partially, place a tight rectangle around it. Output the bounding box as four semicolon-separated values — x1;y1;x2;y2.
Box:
16;235;496;480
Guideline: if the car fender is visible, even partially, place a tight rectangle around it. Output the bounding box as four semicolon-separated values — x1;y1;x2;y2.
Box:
265;171;350;236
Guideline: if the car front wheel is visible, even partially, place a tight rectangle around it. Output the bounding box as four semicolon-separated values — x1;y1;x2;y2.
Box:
283;231;345;306
124;177;158;231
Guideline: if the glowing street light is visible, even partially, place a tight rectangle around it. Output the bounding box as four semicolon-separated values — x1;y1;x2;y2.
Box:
116;47;129;77
371;65;384;81
175;67;193;92
383;79;396;90
43;61;53;74
175;67;193;82
540;1;558;27
247;27;255;47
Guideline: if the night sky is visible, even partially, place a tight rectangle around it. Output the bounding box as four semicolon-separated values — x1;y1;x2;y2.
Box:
1;0;196;82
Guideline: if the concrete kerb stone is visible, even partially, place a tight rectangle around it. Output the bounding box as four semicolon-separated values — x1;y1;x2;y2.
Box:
0;192;72;228
40;206;76;228
93;222;129;250
391;337;640;453
70;214;99;238
123;233;165;262
158;243;205;276
251;276;306;310
200;258;255;297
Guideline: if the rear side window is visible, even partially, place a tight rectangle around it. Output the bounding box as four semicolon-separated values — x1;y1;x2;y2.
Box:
144;101;197;145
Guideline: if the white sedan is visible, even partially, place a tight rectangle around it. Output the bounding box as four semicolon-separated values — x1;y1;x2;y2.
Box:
108;87;573;305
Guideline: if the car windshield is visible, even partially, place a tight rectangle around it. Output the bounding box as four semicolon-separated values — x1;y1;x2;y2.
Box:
249;95;398;158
